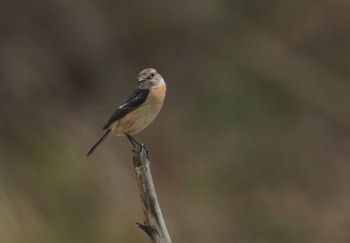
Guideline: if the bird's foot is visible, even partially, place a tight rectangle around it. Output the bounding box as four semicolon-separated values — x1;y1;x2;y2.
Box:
140;143;148;152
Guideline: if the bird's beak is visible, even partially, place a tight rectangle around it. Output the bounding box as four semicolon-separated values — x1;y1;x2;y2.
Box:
138;77;146;83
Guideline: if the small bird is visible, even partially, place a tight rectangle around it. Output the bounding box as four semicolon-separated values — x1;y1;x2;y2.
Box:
87;68;166;156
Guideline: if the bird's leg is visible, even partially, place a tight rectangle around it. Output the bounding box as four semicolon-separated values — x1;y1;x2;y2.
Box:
125;134;149;160
125;134;148;150
125;133;136;147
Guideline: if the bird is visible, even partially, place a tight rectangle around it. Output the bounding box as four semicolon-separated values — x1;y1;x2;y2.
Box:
87;68;166;156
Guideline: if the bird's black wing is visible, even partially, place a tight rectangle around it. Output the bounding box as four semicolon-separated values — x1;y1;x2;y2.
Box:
102;88;149;130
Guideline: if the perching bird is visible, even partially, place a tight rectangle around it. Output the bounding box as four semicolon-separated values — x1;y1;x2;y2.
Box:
87;68;166;156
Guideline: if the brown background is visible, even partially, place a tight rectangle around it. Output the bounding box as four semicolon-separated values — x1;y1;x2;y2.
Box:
1;0;350;242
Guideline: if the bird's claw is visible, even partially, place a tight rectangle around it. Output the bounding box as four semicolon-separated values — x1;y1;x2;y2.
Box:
141;143;148;151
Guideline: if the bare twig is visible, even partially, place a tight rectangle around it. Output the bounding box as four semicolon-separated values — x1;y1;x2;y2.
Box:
132;145;172;243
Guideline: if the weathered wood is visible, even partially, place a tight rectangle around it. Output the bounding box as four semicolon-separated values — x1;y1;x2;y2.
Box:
132;145;172;243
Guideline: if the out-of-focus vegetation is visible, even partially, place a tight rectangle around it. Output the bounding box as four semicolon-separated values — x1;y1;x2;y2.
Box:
1;0;350;242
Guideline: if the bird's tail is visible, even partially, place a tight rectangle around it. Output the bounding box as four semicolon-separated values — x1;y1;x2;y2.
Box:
86;129;112;156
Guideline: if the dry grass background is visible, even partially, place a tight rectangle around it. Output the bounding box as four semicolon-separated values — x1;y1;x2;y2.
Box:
1;0;350;242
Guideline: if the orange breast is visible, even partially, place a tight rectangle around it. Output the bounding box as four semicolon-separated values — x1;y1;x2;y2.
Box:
148;84;166;104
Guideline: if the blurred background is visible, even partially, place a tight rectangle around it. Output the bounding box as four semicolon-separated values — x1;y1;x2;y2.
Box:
1;0;350;242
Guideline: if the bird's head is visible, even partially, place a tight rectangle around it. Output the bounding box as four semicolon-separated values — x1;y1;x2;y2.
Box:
137;68;164;89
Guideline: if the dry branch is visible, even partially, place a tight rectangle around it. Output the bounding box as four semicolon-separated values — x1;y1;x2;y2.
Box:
132;145;172;243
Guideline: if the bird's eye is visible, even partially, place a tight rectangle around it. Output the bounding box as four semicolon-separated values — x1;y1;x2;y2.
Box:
150;73;155;78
